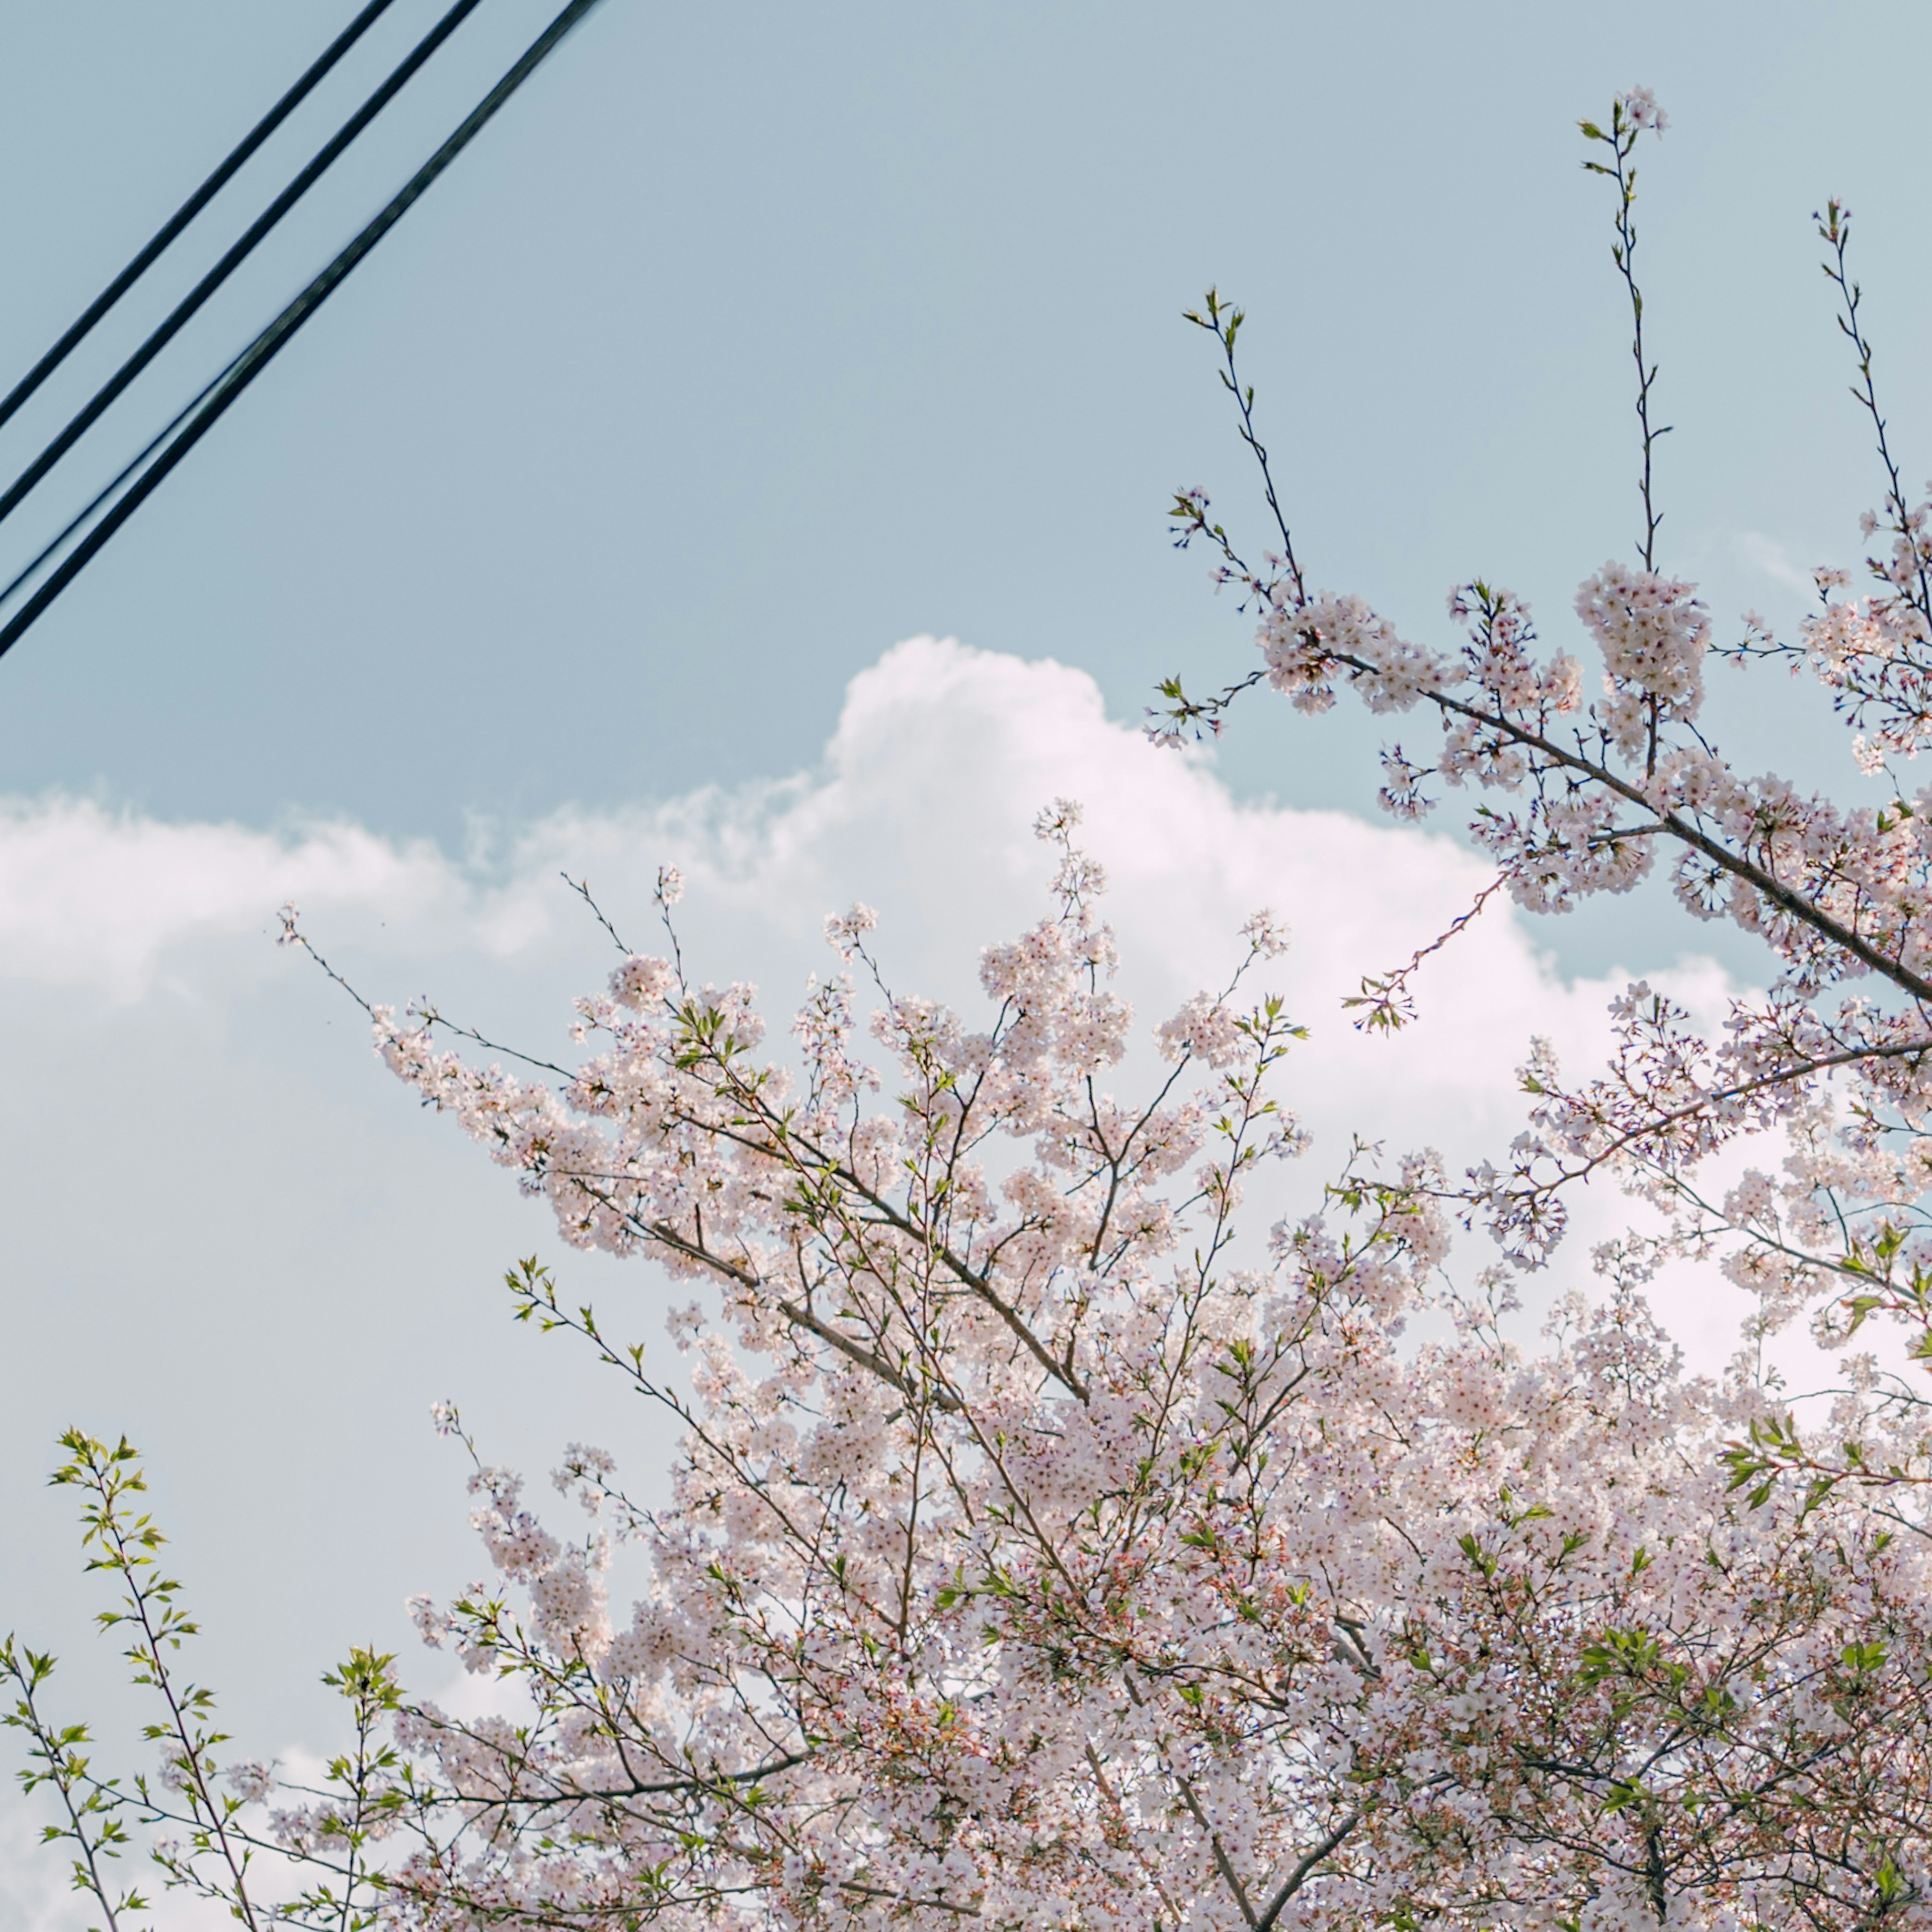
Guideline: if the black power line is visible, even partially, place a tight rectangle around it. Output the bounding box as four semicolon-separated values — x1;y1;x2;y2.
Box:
0;0;492;534
0;353;246;614
0;0;403;437
0;0;610;663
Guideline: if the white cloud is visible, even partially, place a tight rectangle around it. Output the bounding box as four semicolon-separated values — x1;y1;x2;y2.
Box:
1737;528;1817;598
0;795;453;1002
0;636;1755;1328
0;1812;73;1932
0;637;1732;1204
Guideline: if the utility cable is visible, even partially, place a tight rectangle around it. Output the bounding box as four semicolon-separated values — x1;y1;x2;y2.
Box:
0;353;246;614
0;0;403;436
0;0;609;662
0;0;491;533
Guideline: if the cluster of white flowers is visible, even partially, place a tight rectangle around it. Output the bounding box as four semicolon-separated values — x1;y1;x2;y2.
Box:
1227;514;1932;1381
1620;83;1668;133
1574;561;1709;755
1238;906;1290;958
1258;590;1457;716
608;950;677;1010
51;82;1932;1932
238;777;1932;1930
1802;572;1932;768
822;900;878;959
1153;989;1247;1066
223;1761;275;1805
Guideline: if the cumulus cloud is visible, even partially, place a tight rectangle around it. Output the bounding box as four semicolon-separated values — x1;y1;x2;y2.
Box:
0;637;1726;1180
3;635;1776;1407
0;636;1753;1310
0;790;607;1005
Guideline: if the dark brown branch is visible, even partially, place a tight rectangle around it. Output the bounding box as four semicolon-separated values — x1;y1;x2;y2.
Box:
1256;1809;1363;1931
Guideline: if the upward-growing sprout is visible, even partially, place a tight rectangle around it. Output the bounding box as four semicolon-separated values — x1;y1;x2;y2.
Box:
1580;86;1672;571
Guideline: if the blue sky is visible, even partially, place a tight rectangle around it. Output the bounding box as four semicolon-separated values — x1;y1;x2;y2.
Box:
4;6;1930;1918
3;0;1925;861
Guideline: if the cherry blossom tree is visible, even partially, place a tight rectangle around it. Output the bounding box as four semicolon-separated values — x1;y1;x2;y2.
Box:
13;87;1932;1932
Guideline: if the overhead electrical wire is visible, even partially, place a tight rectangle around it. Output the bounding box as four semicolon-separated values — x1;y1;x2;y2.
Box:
0;352;247;614
0;0;403;436
0;0;493;533
0;0;610;662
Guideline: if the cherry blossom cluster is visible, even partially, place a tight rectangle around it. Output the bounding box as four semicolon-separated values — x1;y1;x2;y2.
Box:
1155;99;1932;1522
239;823;1932;1930
23;805;1932;1932
17;85;1932;1932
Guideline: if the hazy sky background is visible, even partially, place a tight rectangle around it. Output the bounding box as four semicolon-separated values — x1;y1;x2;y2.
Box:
1;0;1926;860
4;4;1930;1922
